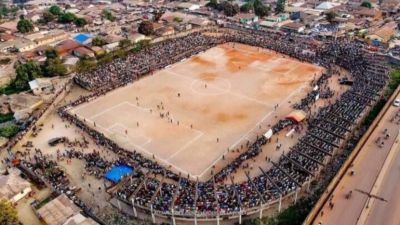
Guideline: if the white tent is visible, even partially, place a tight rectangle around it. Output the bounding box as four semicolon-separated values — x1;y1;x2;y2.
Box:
264;129;273;139
315;2;340;11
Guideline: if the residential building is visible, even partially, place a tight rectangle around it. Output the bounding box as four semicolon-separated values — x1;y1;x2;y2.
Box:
281;22;306;33
55;40;81;56
353;7;382;21
73;47;95;58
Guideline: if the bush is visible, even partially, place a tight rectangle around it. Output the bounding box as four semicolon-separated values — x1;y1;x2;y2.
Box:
102;9;116;22
17;18;34;33
14;61;42;90
138;21;154;36
49;5;62;16
0;58;11;65
0;113;14;123
361;1;372;8
92;36;107;47
0;124;19;138
0;83;22;95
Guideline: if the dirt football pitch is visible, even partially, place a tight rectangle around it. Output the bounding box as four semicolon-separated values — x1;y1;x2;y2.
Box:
68;43;323;180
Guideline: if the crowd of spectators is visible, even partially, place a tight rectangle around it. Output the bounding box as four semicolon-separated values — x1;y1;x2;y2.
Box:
54;28;391;218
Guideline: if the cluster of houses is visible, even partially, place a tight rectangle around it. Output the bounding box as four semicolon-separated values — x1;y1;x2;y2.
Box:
230;0;400;48
0;1;213;69
0;0;398;67
0;169;99;225
0;0;397;130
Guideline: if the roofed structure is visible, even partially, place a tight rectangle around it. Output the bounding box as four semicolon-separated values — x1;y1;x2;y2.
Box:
0;170;32;203
37;194;81;225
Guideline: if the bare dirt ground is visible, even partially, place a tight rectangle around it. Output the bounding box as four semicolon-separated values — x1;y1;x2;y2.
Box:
68;43;324;181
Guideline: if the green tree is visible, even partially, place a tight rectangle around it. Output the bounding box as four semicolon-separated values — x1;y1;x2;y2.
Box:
0;6;10;17
39;11;55;24
92;36;107;46
138;21;154;36
0;199;19;224
0;124;19;138
14;61;42;90
102;9;115;22
43;57;67;76
240;2;253;13
361;1;372;8
76;59;96;73
17;17;34;33
254;0;270;17
49;5;62;16
219;1;239;17
325;11;337;24
42;49;66;76
74;17;87;27
132;40;150;53
206;0;219;8
275;0;286;13
45;48;58;59
173;17;183;23
58;12;76;23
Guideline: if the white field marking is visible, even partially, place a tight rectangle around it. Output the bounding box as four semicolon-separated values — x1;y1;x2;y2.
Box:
108;122;152;147
76;111;192;176
89;102;130;120
71;45;320;179
194;77;313;178
165;45;233;71
189;79;231;96
71;83;134;113
76;100;206;176
194;110;275;178
166;131;204;161
166;70;270;107
123;102;203;135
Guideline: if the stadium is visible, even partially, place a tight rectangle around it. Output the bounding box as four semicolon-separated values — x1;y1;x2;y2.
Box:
51;27;390;224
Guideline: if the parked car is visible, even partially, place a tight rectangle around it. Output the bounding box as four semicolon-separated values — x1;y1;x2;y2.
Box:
393;99;400;107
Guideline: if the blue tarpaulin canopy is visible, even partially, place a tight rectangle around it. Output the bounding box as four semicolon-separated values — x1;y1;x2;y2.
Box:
104;165;134;183
73;33;91;44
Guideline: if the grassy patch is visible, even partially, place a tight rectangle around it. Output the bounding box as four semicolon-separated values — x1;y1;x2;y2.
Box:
0;84;22;95
0;124;19;138
365;68;400;126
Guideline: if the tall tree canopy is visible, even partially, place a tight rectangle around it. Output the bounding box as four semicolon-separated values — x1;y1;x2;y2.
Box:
219;1;239;17
102;9;116;21
253;0;270;17
275;0;286;13
49;5;63;16
14;61;42;90
17;17;34;33
361;1;373;8
138;21;154;36
325;11;337;24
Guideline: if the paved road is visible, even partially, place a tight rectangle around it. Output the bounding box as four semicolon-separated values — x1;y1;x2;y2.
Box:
312;94;400;225
362;135;400;225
